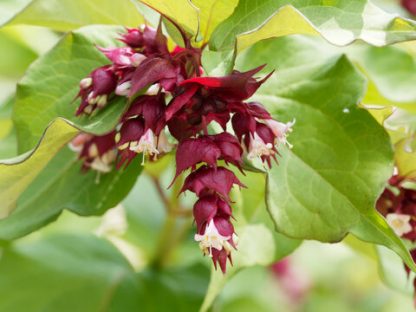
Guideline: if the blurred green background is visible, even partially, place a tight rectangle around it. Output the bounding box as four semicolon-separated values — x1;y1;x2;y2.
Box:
1;0;416;311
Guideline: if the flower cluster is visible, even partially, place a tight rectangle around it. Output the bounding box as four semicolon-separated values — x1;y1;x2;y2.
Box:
376;174;416;295
71;22;293;272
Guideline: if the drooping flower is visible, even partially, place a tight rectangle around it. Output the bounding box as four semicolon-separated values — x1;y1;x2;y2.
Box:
193;195;232;233
194;218;237;273
130;128;159;162
194;219;231;255
264;118;295;148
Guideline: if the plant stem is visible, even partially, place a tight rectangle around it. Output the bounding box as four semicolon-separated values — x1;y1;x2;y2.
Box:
151;176;193;217
150;175;192;269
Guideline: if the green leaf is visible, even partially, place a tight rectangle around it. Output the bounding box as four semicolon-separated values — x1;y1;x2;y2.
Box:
0;127;17;159
14;25;129;153
0;118;78;218
0;28;37;78
353;45;416;113
0;0;30;25
190;0;239;41
0;96;17;159
140;0;239;42
0;234;209;311
394;138;416;179
139;265;210;311
234;36;415;270
201;48;236;76
0;234;142;312
3;0;144;30
140;0;199;35
376;245;414;294
209;0;416;51
235;170;302;259
0;148;141;241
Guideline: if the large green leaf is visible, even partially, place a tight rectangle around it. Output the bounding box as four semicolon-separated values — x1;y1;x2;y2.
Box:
0;28;37;78
0;234;209;312
0;234;141;312
236;170;302;259
140;0;238;42
14;25;129;153
209;0;416;51
2;0;144;30
233;36;416;270
0;147;142;241
359;46;416;104
0;118;78;218
190;0;239;41
353;45;416;113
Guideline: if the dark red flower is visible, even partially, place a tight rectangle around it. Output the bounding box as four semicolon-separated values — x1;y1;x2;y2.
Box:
402;0;416;15
174;133;242;179
120;25;169;56
123;94;166;134
211;132;243;168
71;131;117;172
175;137;221;178
181;166;245;200
211;245;233;274
180;65;272;101
128;58;178;97
76;66;118;115
193;195;232;232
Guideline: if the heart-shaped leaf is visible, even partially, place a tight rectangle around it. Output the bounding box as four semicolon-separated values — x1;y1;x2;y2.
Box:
234;36;415;271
